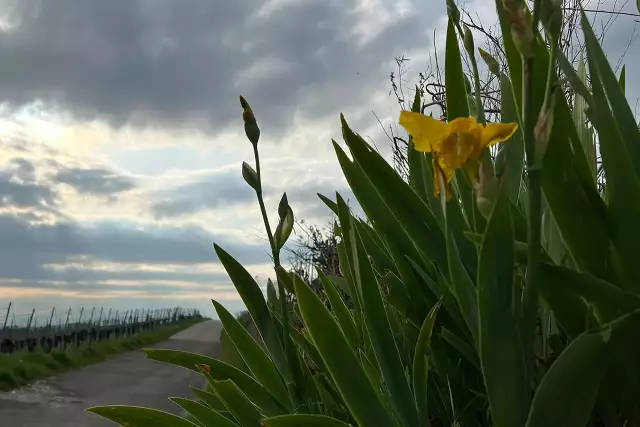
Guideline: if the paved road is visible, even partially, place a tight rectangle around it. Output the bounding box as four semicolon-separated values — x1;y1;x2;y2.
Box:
0;320;222;426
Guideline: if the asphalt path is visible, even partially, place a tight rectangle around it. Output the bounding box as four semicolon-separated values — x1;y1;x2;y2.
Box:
0;320;222;427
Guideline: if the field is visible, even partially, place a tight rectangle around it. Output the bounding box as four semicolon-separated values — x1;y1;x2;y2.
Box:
0;316;203;391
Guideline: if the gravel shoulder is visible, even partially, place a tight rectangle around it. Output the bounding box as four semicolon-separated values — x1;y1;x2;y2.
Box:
0;319;222;427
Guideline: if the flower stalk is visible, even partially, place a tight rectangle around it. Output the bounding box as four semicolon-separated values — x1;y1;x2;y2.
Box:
239;96;297;407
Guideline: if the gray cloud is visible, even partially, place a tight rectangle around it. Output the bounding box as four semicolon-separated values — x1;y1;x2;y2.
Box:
0;0;424;135
0;171;57;210
53;165;135;196
151;169;253;219
0;157;59;212
0;212;268;278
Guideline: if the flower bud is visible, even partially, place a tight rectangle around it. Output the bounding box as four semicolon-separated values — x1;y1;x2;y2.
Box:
463;25;475;55
502;0;534;58
275;206;294;251
278;193;289;221
242;161;259;191
239;95;260;145
479;48;500;76
541;0;562;42
534;97;556;165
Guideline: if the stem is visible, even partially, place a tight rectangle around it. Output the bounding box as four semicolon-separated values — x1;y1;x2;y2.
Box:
522;0;543;319
253;145;278;261
470;54;486;125
252;142;293;392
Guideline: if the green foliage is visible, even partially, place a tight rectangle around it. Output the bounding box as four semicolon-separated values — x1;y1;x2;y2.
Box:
88;2;640;426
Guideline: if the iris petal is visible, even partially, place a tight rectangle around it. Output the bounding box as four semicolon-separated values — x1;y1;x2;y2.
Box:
480;122;519;148
399;112;447;152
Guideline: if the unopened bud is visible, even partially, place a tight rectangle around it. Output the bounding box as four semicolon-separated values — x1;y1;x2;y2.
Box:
510;18;534;59
242;161;260;191
463;25;474;55
446;0;460;25
541;0;562;42
534;97;556;164
278;193;289;221
502;0;534;58
275;206;294;251
479;48;500;76
239;95;260;145
502;0;525;15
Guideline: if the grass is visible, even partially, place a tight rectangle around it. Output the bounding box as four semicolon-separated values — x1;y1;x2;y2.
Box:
0;317;204;391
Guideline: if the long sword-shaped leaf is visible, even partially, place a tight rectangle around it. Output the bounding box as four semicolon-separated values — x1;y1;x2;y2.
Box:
526;308;640;427
262;414;353;427
293;275;395;427
171;397;239;427
214;245;289;379
583;14;640;289
478;184;529;427
212;300;290;409
86;406;200;427
413;301;441;427
142;349;286;416
352;217;419;427
210;379;262;427
317;268;358;350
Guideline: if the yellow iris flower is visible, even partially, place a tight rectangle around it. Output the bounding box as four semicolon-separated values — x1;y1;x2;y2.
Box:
399;112;518;198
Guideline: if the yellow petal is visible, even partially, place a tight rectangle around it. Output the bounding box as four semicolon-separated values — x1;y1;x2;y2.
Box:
399;111;447;153
448;117;480;133
432;156;455;200
480;122;519;148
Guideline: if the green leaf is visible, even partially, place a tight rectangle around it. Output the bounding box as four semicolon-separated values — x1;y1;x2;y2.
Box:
525;328;610;427
352;218;419;427
262;414;353;427
537;276;595;338
338;118;447;269
445;17;469;120
445;225;478;344
212;300;290;409
190;386;227;412
541;90;614;282
171;398;239;427
413;301;441;426
142;349;286;416
408;258;468;335
275;267;295;295
354;219;397;277
317;268;358;350
293;275;395;427
317;193;338;215
335;192;363;311
495;73;525;203
619;64;625;92
86;406;200;427
209;379;262;427
583;14;640;288
478;184;529;427
526;308;640;427
573;59;598;181
440;327;480;371
333;143;425;273
214;245;289;380
539;263;640;324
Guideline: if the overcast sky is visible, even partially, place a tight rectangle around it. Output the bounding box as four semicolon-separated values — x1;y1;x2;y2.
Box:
0;0;637;324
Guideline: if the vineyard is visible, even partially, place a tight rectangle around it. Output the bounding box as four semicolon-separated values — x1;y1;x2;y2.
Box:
0;301;201;355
